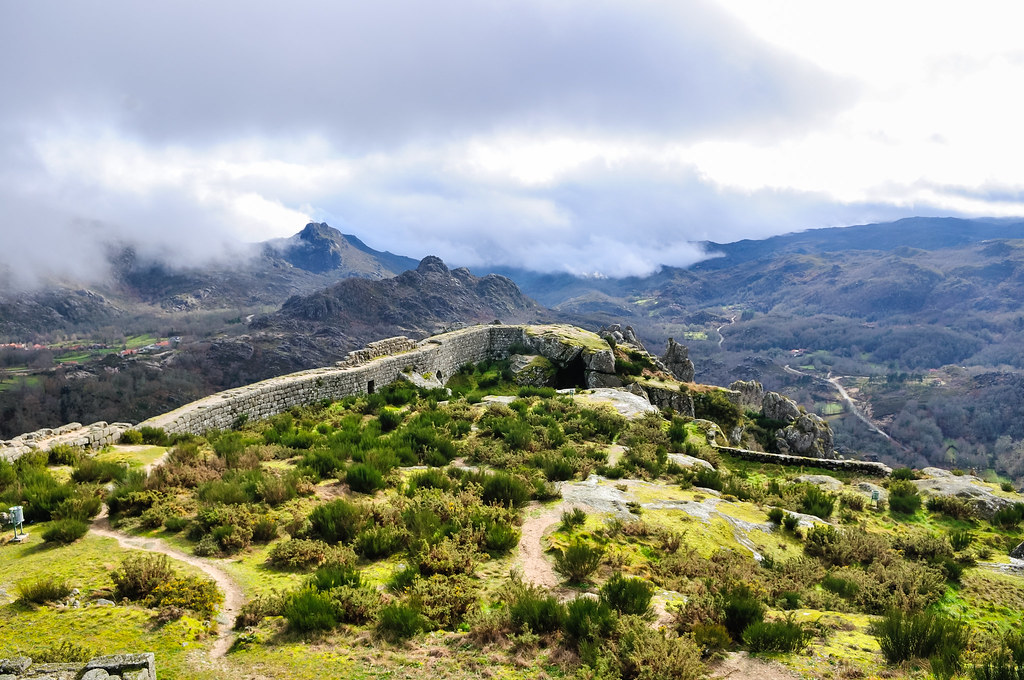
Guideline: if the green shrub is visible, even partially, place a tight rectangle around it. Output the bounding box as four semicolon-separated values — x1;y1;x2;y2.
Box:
561;507;587;531
767;507;785;524
542;456;574;482
481;472;531;508
346;464;385;494
616;614;704;680
1001;482;1016;493
377;603;424;641
378;407;404;432
888;480;922;515
139;426;169;446
871;609;969;672
308;499;364;544
782;513;800;532
484;522;520;554
722;586;766;641
31;640;93;663
742;615;810;653
564;596;616;646
600;572;655;617
416;536;477;576
329;585;381;624
308;563;362;592
120;429;144;445
251;516;279;543
267;538;331;570
42;518;89;544
822;574;859;599
405;469;453;495
891;467;916;481
47;444;82;466
554;539;604;583
387;564;420;593
408;573;479;630
16;576;72;604
163;515;191;533
284;588;338;632
53;493;102;521
800;486;836;519
509;588;565;634
927;495;975;520
993;503;1024;529
355;525;407;559
693;622;732;659
144;576;223;618
112;553;175;600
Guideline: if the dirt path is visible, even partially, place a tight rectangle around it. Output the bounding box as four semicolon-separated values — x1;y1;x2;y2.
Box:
90;509;243;659
709;651;804;680
516;502;564;588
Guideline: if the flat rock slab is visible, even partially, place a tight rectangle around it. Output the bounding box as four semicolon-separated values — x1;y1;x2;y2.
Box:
575;388;658;419
794;474;844;491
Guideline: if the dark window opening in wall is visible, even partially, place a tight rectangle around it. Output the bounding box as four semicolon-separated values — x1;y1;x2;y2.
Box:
554;356;587;389
367;380;375;394
436;371;444;383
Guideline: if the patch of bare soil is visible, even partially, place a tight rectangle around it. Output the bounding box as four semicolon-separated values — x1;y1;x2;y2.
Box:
709;651;804;680
90;508;243;660
516;502;563;588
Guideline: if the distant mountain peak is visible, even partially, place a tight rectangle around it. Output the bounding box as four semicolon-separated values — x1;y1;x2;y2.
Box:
416;255;450;276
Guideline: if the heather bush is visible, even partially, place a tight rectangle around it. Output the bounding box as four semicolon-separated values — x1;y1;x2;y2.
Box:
308;499;364;544
722;586;766;641
561;507;588;531
800;485;836;519
508;581;566;634
42;518;89;544
483;522;520;554
416;536;477;576
888;480;922;515
144;575;223;618
408;573;480;630
112;553;175;600
377;603;424;641
742;615;811;653
16;576;72;604
47;444;82;466
481;472;531;508
616;614;704;680
927;495;975;520
355;525;407;559
564;596;616;647
871;609;968;674
554;539;604;583
308;563;362;592
600;572;655;617
692;622;732;659
284;588;338;632
267;538;332;570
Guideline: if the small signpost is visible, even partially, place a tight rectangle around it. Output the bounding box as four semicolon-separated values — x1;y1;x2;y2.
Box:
871;490;880;509
7;505;27;542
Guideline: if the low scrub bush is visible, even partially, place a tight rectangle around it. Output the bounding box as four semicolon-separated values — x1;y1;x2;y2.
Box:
693;622;732;659
600;572;655;617
742;615;810;653
377;603;424;641
871;609;969;672
112;553;176;600
234;591;286;630
251;516;279;543
42;518;89;544
144;576;223;618
564;596;615;647
554;539;604;583
949;530;973;552
767;507;785;524
346;463;385;494
888;480;922;515
993;503;1024;530
284;588;338;632
308;499;364;544
481;472;531;508
484;522;520;554
308;563;362;592
722;586;766;641
47;444;82;466
267;538;331;570
927;495;975;520
330;584;381;624
408;573;480;630
16;576;72;604
782;513;800;532
32;640;93;663
891;467;917;481
355;525;407;559
561;507;587;531
800;486;836;519
616;614;704;680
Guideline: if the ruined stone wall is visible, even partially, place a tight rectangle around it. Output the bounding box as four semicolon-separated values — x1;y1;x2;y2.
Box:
0;653;154;680
137;324;530;436
0;421;132;463
716;446;892;477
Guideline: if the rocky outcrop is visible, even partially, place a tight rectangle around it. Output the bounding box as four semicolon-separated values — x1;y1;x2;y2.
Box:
642;383;695;417
0;421;132;462
728;380;764;411
912;470;1022;519
661;338;696;383
599;323;644;349
776;413;835;459
509;354;556;387
762;391;802;422
794;474;844;492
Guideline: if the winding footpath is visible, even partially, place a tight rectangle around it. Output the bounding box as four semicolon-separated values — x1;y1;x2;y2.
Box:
89;508;243;659
516;502;563;588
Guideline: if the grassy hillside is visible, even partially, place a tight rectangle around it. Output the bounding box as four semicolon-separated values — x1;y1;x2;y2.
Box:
3;364;1024;679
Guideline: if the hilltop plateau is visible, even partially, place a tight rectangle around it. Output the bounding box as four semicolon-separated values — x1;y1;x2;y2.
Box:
2;325;1024;680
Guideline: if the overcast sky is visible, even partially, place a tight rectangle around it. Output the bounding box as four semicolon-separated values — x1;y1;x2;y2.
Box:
2;0;1023;286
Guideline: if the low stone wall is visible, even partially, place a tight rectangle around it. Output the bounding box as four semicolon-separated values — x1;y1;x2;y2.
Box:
717;446;892;477
0;653;154;680
0;421;133;463
339;336;420;366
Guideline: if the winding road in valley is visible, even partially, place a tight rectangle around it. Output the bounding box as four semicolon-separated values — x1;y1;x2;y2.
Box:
716;315;736;349
782;364;908;450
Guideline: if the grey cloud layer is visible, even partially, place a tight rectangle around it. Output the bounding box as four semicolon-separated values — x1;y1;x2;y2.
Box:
0;0;872;286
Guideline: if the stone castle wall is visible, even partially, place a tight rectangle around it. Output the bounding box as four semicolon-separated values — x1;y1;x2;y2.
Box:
0;653;154;680
1;421;133;463
137;324;529;436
